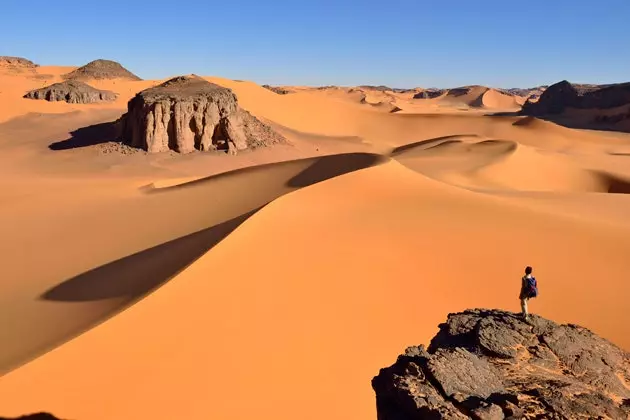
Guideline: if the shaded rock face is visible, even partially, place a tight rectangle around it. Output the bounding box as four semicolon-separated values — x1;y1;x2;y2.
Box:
372;309;630;419
23;80;117;104
120;75;287;154
522;80;630;116
63;59;141;81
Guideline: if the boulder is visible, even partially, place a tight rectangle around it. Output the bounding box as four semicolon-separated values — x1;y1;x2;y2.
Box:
372;309;630;419
23;80;117;104
119;75;287;154
63;59;141;81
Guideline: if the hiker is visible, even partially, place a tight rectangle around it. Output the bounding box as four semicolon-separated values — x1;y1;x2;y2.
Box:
519;266;538;320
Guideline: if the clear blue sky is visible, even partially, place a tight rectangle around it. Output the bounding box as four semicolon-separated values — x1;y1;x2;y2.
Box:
1;0;628;88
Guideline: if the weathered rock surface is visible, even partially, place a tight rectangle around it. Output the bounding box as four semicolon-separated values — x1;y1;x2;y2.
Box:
23;80;117;103
372;309;630;419
63;59;141;81
120;75;287;154
521;80;630;115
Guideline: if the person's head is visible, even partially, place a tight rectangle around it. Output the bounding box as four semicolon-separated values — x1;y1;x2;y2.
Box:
525;266;533;275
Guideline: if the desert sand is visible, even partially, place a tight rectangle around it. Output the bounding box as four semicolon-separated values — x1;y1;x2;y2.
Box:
0;58;629;420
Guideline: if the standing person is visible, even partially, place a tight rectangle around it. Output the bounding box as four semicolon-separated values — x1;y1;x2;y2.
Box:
520;266;538;320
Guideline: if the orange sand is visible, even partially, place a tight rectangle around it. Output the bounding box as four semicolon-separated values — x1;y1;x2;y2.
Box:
0;63;629;420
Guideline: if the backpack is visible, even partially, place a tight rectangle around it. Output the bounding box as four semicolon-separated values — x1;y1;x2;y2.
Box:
526;276;538;298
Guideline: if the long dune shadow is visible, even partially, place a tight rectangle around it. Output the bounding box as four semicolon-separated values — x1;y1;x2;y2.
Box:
41;206;261;302
48;120;120;150
286;152;388;187
9;151;391;375
41;153;389;302
0;414;62;420
144;152;389;193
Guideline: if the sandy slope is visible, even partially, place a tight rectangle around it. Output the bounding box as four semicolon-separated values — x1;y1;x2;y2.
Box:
0;63;629;420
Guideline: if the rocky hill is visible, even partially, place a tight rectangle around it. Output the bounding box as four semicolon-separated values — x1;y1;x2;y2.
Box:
24;80;117;103
372;309;630;419
0;56;38;76
62;59;141;81
0;56;37;68
120;75;287;154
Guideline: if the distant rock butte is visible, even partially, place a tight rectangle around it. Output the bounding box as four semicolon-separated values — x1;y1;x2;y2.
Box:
372;309;630;419
23;80;117;104
62;59;141;81
120;75;287;154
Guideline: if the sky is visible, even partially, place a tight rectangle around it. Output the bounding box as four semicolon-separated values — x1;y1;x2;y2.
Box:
1;0;628;88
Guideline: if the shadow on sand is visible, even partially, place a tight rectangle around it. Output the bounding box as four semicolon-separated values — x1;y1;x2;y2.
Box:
0;414;61;420
485;111;630;134
41;207;262;302
48;120;120;150
42;152;388;303
287;152;388;187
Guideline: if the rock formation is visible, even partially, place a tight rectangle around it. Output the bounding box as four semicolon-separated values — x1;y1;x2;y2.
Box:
372;309;630;419
414;89;445;99
521;80;630;115
120;75;287;154
0;56;38;68
23;80;117;103
63;59;141;81
262;84;292;95
504;86;547;100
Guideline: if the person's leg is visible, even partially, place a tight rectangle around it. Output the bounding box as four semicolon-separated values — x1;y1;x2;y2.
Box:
520;297;529;318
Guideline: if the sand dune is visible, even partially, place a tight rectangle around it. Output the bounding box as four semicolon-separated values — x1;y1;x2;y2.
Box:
0;60;629;420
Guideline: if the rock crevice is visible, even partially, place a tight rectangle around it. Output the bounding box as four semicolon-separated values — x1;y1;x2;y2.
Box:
372;309;630;419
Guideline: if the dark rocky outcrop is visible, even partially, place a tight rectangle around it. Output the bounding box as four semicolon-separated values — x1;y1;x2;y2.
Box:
372;309;630;419
63;59;141;81
504;86;547;100
521;80;630;115
520;80;630;132
23;80;117;103
262;84;292;95
120;75;287;154
414;89;446;99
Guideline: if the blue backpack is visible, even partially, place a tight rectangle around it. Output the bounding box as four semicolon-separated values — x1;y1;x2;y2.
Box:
527;276;538;298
